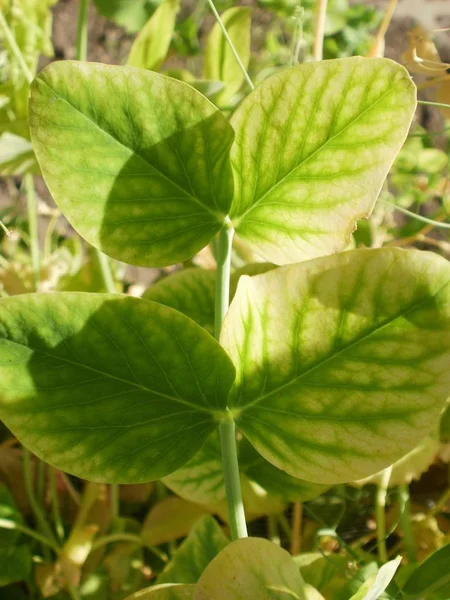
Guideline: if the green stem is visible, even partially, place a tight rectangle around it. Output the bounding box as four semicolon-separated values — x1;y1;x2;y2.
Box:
205;0;255;91
0;518;60;553
375;466;392;563
418;99;450;110
76;0;89;62
398;485;416;563
24;174;40;289
23;450;58;548
0;12;33;84
0;219;11;236
95;250;116;294
219;412;248;540
214;221;234;339
312;0;328;61
382;200;450;229
75;0;117;295
49;468;65;541
91;533;168;562
67;584;82;600
268;515;280;545
430;485;450;516
110;484;119;521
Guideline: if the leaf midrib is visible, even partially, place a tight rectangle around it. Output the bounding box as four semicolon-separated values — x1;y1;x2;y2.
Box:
1;337;218;416
232;83;399;226
235;278;450;414
37;77;227;224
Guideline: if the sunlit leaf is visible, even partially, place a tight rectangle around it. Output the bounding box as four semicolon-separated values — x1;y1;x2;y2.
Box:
158;516;228;584
351;556;401;600
142;497;208;547
221;247;450;484
195;537;308;600
92;0;162;33
125;584;195;600
29;62;234;267
229;57;416;264
352;435;440;487
0;293;235;483
126;0;180;71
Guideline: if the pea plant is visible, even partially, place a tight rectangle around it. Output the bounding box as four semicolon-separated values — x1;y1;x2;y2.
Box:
1;36;450;598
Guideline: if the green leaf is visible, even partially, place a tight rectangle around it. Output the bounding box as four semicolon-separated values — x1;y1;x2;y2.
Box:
352;435;440;487
29;62;234;267
124;584;195;600
439;402;450;443
229;58;416;265
144;270;216;335
157;516;228;584
126;0;180;71
0;132;37;176
204;7;251;100
349;557;400;600
403;545;450;599
92;0;162;33
142;497;208;546
195;537;308;600
0;293;235;483
143;264;274;335
221;247;450;484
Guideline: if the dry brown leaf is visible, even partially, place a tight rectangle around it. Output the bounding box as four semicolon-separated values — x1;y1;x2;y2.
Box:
402;26;448;75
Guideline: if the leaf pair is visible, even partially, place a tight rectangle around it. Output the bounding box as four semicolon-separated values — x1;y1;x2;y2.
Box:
1;247;449;486
29;57;415;267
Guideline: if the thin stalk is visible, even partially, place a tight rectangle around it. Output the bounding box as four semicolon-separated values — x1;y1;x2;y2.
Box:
67;584;82;600
214;221;234;339
23;450;58;547
0;12;33;84
110;483;119;520
49;468;65;541
375;466;392;563
418;99;450;110
312;0;328;61
268;515;280;545
398;485;416;563
277;513;292;540
382;200;450;229
416;74;450;91
75;0;116;295
0;219;11;236
91;533;168;562
0;518;60;553
205;0;255;91
430;485;450;516
95;250;116;294
76;0;89;62
291;502;303;555
219;412;248;540
367;0;397;57
24;174;40;289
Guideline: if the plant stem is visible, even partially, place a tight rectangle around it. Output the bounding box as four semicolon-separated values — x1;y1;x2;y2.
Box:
67;584;82;600
24;174;40;289
76;0;89;62
0;12;33;84
110;483;119;520
75;0;117;296
291;502;303;555
375;466;392;563
23;450;58;548
0;518;60;553
430;485;450;516
219;412;248;540
312;0;328;61
49;468;65;541
367;0;397;57
382;200;450;229
205;0;255;91
214;221;234;339
418;99;450;110
91;533;168;562
398;485;416;563
95;250;116;294
268;515;280;545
